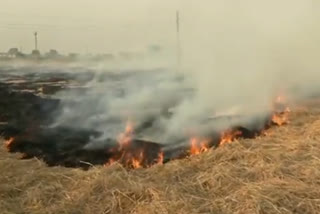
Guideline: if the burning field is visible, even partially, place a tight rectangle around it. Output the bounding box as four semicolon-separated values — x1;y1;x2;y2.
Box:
1;2;320;213
0;65;292;170
1;63;320;213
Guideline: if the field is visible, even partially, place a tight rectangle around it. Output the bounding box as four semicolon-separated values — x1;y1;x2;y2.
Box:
1;100;320;214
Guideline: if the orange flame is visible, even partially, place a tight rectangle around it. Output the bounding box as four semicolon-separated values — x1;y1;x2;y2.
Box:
220;130;242;145
105;119;165;168
189;138;210;155
272;105;291;126
104;93;292;168
136;150;144;168
271;112;290;126
271;93;291;126
132;159;142;168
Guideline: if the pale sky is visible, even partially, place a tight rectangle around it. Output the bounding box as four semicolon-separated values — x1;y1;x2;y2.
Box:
0;0;184;54
0;0;317;54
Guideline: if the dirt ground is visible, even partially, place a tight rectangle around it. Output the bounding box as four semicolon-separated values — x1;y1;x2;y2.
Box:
1;100;320;214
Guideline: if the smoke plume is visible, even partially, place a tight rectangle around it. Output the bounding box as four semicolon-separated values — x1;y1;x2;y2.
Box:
46;1;320;147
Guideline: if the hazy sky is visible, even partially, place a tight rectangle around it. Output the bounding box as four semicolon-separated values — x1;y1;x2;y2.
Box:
0;0;184;54
0;0;317;54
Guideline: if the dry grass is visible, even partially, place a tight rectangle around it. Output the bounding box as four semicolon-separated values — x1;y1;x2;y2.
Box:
1;102;320;214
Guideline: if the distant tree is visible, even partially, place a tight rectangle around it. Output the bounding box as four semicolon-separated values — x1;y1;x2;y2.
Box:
31;50;41;57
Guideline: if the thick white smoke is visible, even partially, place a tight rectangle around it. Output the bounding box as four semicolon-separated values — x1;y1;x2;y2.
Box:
50;0;320;147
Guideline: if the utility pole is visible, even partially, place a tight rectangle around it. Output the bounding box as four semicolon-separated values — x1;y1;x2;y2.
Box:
176;10;181;72
34;32;38;50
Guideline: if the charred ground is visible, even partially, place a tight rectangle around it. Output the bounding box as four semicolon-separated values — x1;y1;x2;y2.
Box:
1;84;284;170
0;69;287;170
